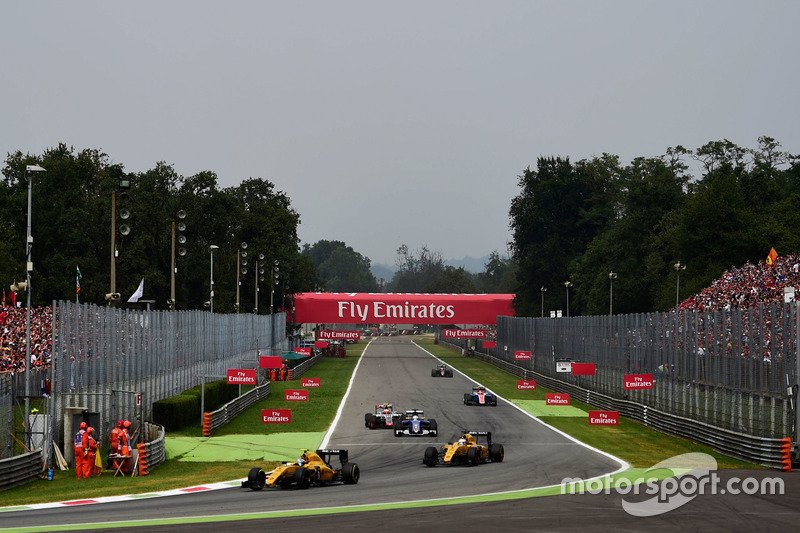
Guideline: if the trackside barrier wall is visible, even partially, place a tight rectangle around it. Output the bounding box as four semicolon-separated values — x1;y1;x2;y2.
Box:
203;383;271;436
0;450;42;491
202;353;322;435
136;421;166;476
442;338;794;469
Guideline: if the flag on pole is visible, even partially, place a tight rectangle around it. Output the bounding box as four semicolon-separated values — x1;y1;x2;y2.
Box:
766;248;778;266
76;266;82;303
128;278;145;303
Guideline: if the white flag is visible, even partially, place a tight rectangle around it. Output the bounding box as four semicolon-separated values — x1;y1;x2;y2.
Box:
128;278;145;303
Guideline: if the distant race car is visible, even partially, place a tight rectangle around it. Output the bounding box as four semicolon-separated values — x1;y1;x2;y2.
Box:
464;385;498;406
364;402;403;429
423;431;504;467
242;449;359;490
394;409;438;437
431;364;454;378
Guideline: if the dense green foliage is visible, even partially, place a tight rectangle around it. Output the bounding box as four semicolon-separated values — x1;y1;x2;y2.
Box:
1;144;317;311
302;240;378;292
510;137;800;316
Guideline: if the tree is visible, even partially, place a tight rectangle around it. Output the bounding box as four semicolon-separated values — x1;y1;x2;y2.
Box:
302;240;378;292
390;244;444;292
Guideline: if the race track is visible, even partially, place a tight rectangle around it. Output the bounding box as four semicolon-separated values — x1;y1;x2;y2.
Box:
0;337;625;529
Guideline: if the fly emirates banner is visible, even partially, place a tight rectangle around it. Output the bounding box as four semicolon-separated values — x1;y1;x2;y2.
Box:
293;293;515;325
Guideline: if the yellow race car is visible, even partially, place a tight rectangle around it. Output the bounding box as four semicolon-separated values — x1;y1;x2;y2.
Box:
423;431;504;467
242;449;360;490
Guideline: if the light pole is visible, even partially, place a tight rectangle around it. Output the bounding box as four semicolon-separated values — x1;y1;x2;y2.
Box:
674;261;686;309
609;272;617;315
564;281;573;318
169;210;186;310
23;164;45;448
254;253;265;314
108;175;130;306
270;260;280;313
236;242;248;313
540;286;547;318
209;245;219;313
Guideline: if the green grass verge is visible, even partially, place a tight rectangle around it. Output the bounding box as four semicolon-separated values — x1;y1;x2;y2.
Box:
0;338;757;507
416;338;756;470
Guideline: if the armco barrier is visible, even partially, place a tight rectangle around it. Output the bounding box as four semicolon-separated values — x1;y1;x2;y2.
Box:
0;450;42;491
203;383;271;436
136;421;166;475
466;347;794;470
288;353;323;380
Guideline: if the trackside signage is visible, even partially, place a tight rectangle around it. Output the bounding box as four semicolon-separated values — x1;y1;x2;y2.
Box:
546;393;570;405
314;341;328;348
226;369;256;385
571;363;596;375
514;350;531;360
262;409;291;423
442;329;486;338
259;356;283;369
295;347;312;356
318;330;360;340
285;389;308;401
517;380;536;390
483;340;496;349
624;374;654;389
301;378;321;387
589;410;619;425
292;292;515;325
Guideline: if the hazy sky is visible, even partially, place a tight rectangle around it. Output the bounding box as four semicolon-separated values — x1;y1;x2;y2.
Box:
3;1;798;266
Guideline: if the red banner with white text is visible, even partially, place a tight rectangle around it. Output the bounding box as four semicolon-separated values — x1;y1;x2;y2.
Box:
292;293;515;325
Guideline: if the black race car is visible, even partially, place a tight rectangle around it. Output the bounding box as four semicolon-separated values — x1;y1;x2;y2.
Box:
431;364;454;378
364;403;402;429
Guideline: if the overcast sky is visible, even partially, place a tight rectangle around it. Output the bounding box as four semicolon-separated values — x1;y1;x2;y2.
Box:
3;1;798;267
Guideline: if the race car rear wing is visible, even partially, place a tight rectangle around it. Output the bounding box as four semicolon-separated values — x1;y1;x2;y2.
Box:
316;448;349;465
463;430;493;445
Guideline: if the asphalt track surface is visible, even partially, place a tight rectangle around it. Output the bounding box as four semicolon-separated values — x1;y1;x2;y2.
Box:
3;337;799;532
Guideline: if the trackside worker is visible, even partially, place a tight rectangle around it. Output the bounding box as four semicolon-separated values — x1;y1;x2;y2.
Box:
121;420;132;473
73;421;87;479
83;427;99;478
110;420;123;470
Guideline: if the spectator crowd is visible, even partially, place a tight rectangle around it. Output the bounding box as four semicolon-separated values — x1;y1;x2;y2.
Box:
678;254;800;312
0;304;53;374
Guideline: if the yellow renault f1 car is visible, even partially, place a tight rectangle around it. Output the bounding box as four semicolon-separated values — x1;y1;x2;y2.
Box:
423;431;504;467
242;449;360;490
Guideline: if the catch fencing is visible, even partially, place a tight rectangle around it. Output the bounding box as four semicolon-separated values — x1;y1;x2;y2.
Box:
446;303;799;465
1;300;287;471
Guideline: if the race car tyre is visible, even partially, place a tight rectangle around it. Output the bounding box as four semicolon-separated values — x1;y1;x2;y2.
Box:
431;369;437;377
293;467;311;489
445;370;453;377
464;393;471;405
342;462;360;484
490;397;498;406
490;443;504;462
423;446;438;467
466;446;480;466
428;419;438;436
369;415;379;429
364;413;372;427
247;467;266;490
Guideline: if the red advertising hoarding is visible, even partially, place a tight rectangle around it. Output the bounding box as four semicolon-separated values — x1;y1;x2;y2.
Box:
292;293;514;325
442;329;487;338
624;374;654;390
284;389;308;401
314;341;328;349
301;378;321;387
262;409;291;423
259;356;283;369
571;363;596;376
589;411;619;425
226;369;256;385
546;393;570;405
516;380;536;390
514;350;531;360
483;340;496;349
318;330;361;340
295;347;312;357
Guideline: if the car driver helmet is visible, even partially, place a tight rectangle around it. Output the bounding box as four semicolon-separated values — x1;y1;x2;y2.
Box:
458;438;466;445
